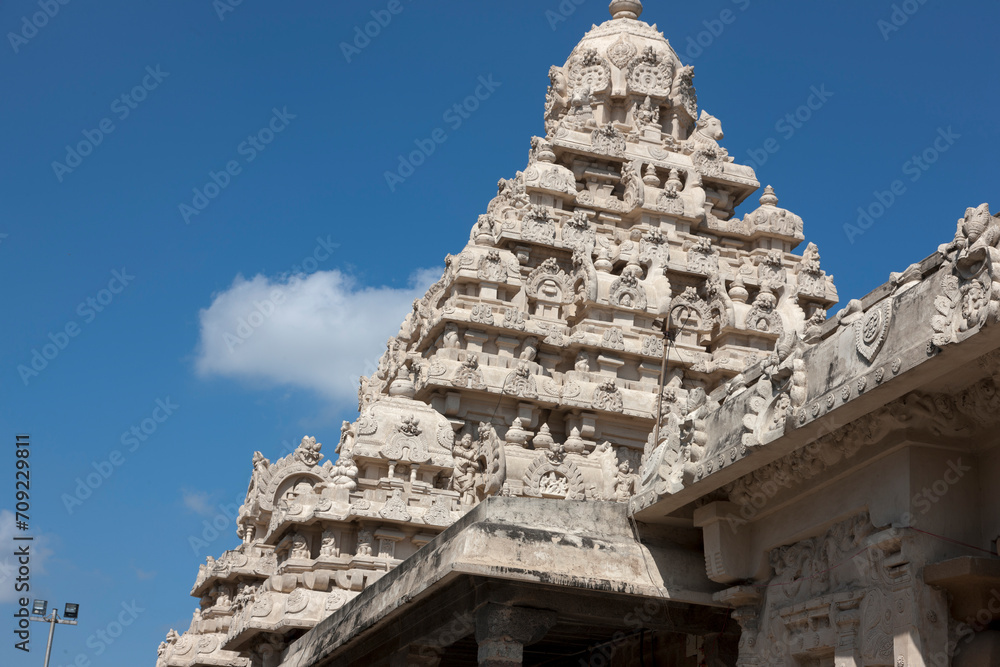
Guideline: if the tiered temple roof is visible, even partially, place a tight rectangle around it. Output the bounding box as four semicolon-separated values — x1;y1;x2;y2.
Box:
156;2;843;664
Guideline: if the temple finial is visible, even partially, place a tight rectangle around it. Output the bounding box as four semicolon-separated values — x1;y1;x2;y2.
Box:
760;185;779;207
609;0;642;20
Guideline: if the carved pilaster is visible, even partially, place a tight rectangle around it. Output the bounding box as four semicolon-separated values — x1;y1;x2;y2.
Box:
475;604;556;667
252;637;286;667
733;606;761;667
716;586;762;667
834;597;862;667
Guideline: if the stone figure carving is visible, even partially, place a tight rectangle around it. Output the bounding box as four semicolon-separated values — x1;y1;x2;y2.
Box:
399;415;421;438
476;422;506;498
379;489;412;522
950;201;1000;254
601;328;626;350
609;262;647;309
545;66;569;134
522;204;556;244
718;512;931;666
473;214;498;245
626;46;673;97
503;308;526;331
452;354;487;390
442;322;461;349
672;64;697;118
519;336;539;362
562;210;595;252
656;168;685;215
621;160;645;211
338;420;355;454
566;85;595;128
356;529;373;557
682;170;707;219
245;451;271;506
796;242;828;297
669;287;707;333
614;461;634;502
933;204;1000;347
687;111;729;176
568;48;611;96
478;249;507;282
634;96;660;129
423;496;452;526
591;123;626;156
593;379;625;413
503;362;538;399
470;303;495;325
523;442;585;501
539;470;569;496
689;110;724;152
606;33;637;69
758;249;786;289
746;290;783;336
319;529;338;557
686;237;718;274
331;454;358;491
289;532;309;560
452;434;479;505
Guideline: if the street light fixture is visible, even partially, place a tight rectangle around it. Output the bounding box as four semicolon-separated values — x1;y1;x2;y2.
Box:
30;600;79;667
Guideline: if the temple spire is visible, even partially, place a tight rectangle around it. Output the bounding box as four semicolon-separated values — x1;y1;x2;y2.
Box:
609;0;642;20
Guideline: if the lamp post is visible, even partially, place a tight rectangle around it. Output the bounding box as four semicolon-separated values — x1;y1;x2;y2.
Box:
30;601;79;667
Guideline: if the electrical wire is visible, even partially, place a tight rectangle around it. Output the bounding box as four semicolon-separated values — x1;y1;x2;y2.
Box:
629;316;688;599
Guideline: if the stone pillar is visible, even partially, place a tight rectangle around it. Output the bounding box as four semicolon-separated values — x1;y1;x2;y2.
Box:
731;606;760;667
254;638;287;667
475;603;556;667
465;330;489;354
834;598;862;667
496;335;520;359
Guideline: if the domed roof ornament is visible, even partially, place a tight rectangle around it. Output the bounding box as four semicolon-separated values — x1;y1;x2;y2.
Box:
609;0;642;20
759;185;779;207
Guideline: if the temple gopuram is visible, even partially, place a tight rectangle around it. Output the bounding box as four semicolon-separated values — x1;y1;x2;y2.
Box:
156;2;1000;665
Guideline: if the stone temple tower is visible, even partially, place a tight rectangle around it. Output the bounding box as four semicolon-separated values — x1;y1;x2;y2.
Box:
155;2;839;665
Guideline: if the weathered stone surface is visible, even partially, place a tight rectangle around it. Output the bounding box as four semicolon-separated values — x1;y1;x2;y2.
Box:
157;2;1000;665
276;497;722;667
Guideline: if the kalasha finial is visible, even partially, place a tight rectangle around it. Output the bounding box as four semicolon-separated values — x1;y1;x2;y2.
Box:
760;185;779;207
610;0;642;20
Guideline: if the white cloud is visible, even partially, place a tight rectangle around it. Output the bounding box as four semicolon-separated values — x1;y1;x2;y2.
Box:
181;489;217;517
195;268;440;403
131;563;157;581
0;510;52;602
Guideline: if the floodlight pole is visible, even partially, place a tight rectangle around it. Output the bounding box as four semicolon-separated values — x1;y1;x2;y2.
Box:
30;607;77;667
42;611;56;667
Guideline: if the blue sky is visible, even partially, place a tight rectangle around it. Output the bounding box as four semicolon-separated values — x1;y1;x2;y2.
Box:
1;0;998;664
